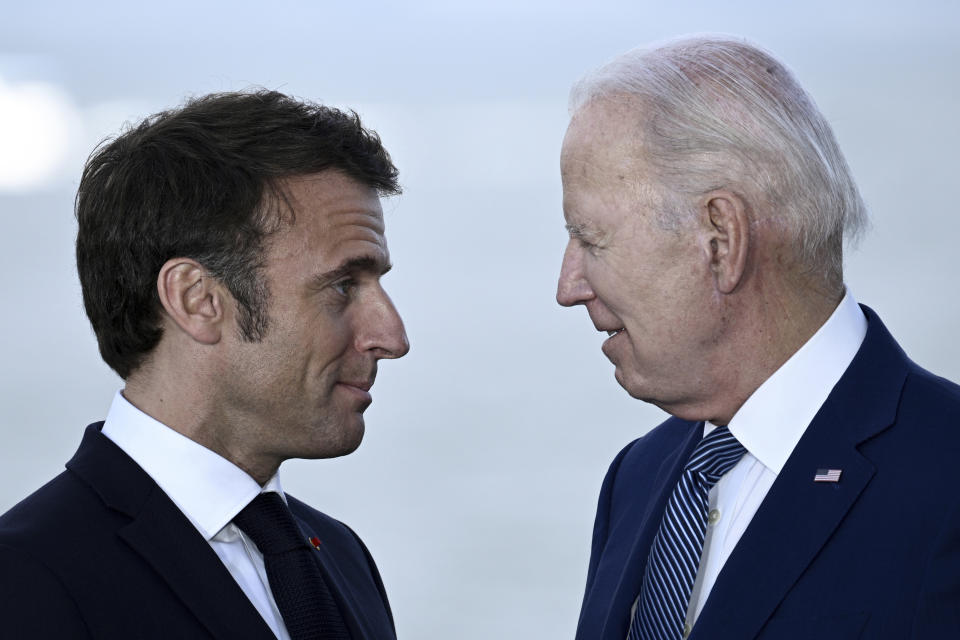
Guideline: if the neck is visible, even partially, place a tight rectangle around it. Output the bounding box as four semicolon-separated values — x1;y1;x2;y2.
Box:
123;353;280;485
692;274;843;426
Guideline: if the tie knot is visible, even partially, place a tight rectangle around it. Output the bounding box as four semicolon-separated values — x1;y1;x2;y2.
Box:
685;425;746;484
233;492;308;555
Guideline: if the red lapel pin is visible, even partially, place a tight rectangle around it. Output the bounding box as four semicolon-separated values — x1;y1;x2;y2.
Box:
309;536;322;549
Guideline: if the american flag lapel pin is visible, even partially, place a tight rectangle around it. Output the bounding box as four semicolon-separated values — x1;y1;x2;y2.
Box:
814;468;842;483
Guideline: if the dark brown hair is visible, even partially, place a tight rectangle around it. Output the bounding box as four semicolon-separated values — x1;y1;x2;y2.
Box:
76;90;400;378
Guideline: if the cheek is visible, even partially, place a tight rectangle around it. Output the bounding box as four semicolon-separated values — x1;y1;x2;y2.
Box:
588;260;648;316
305;320;354;370
583;255;626;298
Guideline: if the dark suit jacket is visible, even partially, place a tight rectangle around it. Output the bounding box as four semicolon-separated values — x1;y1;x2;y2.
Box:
0;424;397;639
576;306;960;639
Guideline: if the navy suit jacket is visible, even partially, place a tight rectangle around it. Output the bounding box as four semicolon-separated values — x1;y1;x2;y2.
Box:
0;425;397;639
576;307;960;639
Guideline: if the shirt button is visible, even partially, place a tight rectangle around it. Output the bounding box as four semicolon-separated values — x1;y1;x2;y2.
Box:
683;621;692;638
708;508;721;525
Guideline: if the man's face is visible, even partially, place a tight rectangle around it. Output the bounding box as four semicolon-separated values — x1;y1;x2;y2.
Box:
556;100;723;418
217;171;408;464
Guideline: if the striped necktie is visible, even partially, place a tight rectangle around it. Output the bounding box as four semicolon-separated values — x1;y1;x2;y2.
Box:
628;425;746;640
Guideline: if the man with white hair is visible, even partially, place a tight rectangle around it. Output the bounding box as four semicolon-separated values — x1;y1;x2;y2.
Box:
557;36;960;639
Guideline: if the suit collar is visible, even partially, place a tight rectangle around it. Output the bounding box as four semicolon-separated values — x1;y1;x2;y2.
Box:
67;425;277;639
101;391;274;541
722;289;868;475
691;305;909;639
67;422;156;517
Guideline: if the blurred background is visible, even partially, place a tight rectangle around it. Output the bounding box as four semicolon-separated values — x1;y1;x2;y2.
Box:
1;1;958;637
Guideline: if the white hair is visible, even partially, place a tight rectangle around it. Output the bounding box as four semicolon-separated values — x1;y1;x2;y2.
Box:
570;35;868;286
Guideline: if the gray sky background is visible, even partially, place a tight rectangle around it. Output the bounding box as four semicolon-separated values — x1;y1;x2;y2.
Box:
2;1;958;638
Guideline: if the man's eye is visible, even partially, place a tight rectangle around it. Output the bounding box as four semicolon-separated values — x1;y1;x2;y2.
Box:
578;238;600;255
332;279;357;297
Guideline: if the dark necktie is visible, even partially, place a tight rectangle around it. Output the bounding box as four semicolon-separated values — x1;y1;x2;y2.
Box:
233;492;351;640
628;425;747;640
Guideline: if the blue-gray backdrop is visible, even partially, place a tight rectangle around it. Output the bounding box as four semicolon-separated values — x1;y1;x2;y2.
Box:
1;2;958;637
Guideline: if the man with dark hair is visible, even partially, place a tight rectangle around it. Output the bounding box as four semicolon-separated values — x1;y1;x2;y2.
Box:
558;36;960;639
0;90;409;639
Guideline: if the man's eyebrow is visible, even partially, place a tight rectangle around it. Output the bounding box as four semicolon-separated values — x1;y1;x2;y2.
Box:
566;223;594;241
566;223;584;237
313;256;392;286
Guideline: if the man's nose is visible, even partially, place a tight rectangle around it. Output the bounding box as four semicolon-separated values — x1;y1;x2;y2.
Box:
357;288;410;359
556;241;594;307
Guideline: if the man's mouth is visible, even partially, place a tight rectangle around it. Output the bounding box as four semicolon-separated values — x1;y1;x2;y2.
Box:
339;379;373;392
336;380;375;405
606;328;625;337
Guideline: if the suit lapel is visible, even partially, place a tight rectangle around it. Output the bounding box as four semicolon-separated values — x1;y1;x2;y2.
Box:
68;426;275;640
119;489;277;639
293;514;380;640
691;420;876;639
691;306;909;639
600;422;702;640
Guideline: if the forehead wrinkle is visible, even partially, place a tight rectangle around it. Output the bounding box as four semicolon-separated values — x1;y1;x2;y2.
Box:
322;207;385;232
566;148;669;228
565;98;657;183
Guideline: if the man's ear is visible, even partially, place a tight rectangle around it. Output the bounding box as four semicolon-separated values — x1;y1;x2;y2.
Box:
703;189;750;294
156;259;226;345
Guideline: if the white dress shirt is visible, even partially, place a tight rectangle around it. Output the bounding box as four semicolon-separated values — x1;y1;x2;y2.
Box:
684;290;868;628
101;392;292;640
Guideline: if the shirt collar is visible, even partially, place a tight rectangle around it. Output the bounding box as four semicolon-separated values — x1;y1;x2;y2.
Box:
707;289;867;475
101;391;285;540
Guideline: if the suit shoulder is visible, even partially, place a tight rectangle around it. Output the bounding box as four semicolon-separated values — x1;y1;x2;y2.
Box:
891;363;960;451
0;469;102;550
612;416;698;472
597;416;698;509
0;542;92;637
903;361;960;410
0;469;112;637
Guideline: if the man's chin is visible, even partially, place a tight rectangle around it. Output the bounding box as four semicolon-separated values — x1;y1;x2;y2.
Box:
615;374;705;420
614;368;657;403
326;419;365;457
613;367;638;396
294;417;365;460
327;437;363;458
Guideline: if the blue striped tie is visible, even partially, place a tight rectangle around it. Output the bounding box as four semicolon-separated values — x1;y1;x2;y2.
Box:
628;425;746;640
